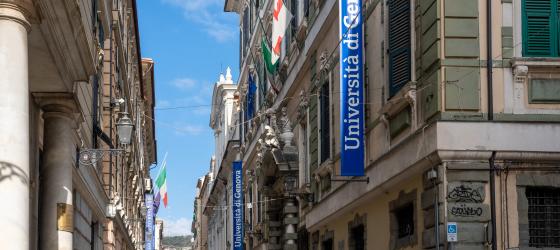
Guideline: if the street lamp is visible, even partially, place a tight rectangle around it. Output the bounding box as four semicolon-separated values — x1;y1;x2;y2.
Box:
116;112;133;145
79;112;132;167
283;175;314;203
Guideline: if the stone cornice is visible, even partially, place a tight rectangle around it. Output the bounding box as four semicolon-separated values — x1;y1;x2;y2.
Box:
33;92;83;124
0;1;35;30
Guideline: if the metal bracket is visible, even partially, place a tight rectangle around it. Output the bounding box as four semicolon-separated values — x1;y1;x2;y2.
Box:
330;176;370;184
79;148;125;166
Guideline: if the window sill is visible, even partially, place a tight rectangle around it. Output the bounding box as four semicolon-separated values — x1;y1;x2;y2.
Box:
381;82;417;118
512;57;560;67
313;158;334;178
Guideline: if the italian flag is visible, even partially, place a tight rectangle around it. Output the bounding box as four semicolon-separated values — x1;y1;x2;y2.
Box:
262;38;278;74
155;159;168;208
271;0;292;65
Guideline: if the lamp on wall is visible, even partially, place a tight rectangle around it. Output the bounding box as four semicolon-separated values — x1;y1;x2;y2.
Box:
116;112;134;145
283;175;314;203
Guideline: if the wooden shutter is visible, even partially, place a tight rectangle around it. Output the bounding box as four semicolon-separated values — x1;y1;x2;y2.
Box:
523;0;557;56
308;91;319;173
388;0;411;97
319;82;330;164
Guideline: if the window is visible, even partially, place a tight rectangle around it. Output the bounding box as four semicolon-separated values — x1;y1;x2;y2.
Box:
242;7;250;59
248;185;253;231
322;238;333;250
290;0;298;38
522;0;560;57
350;224;365;250
387;0;412;97
389;190;417;249
319;82;330;163
526;187;560;248
395;203;414;238
298;228;310;250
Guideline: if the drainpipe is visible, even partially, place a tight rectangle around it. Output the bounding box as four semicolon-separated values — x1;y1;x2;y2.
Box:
487;0;494;121
487;0;498;249
489;152;497;250
109;21;114;201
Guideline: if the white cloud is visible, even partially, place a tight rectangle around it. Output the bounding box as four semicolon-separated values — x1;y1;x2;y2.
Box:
161;217;192;237
162;0;236;42
172;78;197;90
173;123;207;136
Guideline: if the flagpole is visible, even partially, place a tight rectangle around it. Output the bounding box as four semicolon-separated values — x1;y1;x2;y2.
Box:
155;152;168;177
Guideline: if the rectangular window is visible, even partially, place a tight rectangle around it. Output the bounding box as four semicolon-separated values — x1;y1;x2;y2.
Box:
322;238;333;250
396;203;414;238
291;0;298;37
387;0;412;97
319;82;330;164
298;229;310;250
526;187;560;248
350;224;365;250
522;0;560;57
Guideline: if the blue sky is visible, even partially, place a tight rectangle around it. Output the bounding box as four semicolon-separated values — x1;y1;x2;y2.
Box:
137;0;239;236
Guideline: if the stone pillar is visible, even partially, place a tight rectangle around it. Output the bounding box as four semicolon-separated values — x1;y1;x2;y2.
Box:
36;94;79;250
0;1;32;249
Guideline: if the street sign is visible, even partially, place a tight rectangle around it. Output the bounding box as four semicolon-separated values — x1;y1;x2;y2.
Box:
447;222;458;242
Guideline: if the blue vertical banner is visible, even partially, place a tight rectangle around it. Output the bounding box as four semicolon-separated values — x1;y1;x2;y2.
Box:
339;0;365;176
145;193;155;250
232;161;244;250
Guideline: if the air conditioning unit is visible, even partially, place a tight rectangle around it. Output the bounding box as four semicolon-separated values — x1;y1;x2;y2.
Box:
144;178;152;192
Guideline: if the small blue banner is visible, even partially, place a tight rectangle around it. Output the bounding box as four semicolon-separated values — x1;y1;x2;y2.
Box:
145;193;155;250
339;0;365;176
232;161;244;250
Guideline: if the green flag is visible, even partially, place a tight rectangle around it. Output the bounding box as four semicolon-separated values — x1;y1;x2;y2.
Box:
261;38;278;74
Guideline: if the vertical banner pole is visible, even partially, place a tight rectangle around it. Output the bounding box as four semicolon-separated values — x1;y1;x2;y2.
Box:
232;161;244;250
340;0;365;176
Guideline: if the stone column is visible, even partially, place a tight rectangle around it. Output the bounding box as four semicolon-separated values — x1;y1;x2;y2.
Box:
284;197;298;247
36;94;79;250
0;1;32;249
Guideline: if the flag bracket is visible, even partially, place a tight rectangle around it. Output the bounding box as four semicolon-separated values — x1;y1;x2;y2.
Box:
331;176;370;184
78;148;126;167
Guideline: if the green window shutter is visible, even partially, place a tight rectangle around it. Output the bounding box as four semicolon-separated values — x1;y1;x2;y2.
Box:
308;90;319;174
388;0;412;98
523;0;558;56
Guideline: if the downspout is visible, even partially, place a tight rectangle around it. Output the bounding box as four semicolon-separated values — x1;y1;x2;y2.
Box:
109;21;114;201
487;1;497;249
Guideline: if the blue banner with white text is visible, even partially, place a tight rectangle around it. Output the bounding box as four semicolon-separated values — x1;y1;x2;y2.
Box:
145;193;154;250
339;0;365;176
232;161;244;250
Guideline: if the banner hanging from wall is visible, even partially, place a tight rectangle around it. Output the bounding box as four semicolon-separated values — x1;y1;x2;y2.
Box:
232;161;244;250
145;193;155;250
339;0;365;176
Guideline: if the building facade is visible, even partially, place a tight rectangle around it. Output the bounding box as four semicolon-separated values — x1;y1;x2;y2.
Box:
221;0;560;249
204;69;239;250
0;0;157;249
155;219;164;250
193;174;210;250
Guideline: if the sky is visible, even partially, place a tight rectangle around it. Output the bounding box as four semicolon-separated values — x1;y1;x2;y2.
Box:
137;0;239;236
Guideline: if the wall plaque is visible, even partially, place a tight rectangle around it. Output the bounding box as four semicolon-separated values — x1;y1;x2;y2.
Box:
57;203;73;232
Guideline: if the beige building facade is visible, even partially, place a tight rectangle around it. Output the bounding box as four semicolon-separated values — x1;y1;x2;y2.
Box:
193;174;210;250
221;0;560;249
0;0;156;249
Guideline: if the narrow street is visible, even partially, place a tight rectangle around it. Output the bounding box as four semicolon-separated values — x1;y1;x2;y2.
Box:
0;0;559;250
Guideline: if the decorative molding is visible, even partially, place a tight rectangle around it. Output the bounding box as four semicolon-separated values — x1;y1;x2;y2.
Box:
297;90;308;123
513;65;529;83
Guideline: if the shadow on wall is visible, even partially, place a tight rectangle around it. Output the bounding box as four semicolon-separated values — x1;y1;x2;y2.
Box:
0;161;29;184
